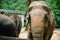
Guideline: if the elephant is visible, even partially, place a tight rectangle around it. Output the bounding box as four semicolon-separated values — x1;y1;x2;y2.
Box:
0;14;22;37
0;12;22;37
5;14;22;37
0;14;17;37
26;1;56;40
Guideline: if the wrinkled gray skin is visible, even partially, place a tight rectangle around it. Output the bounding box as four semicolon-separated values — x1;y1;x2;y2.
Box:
0;14;22;40
0;14;16;37
5;14;22;37
26;1;56;40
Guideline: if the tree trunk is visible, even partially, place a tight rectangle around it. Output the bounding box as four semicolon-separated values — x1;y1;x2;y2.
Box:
28;0;32;6
33;0;45;1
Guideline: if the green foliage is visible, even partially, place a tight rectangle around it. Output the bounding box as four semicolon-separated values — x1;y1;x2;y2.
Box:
54;10;60;28
57;0;60;10
0;0;2;8
1;0;28;11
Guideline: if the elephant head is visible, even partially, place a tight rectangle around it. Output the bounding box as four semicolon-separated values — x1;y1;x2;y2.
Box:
26;1;56;40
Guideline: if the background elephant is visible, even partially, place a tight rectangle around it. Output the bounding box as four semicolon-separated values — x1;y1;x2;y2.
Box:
0;14;16;37
5;14;22;37
0;13;22;38
26;1;56;40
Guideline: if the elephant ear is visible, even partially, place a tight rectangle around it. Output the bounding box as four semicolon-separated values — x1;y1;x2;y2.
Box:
28;6;33;13
42;6;51;15
43;6;54;25
26;6;32;23
26;7;33;19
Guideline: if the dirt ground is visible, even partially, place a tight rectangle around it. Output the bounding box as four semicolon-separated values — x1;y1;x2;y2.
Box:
50;28;60;40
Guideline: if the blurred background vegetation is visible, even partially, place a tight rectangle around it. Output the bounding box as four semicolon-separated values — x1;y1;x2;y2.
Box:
0;0;60;28
0;0;28;11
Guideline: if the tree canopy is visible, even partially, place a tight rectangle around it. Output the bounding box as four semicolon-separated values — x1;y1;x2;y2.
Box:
0;0;28;11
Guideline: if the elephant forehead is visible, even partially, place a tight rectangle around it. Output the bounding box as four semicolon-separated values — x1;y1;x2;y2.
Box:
29;1;47;8
29;9;47;17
